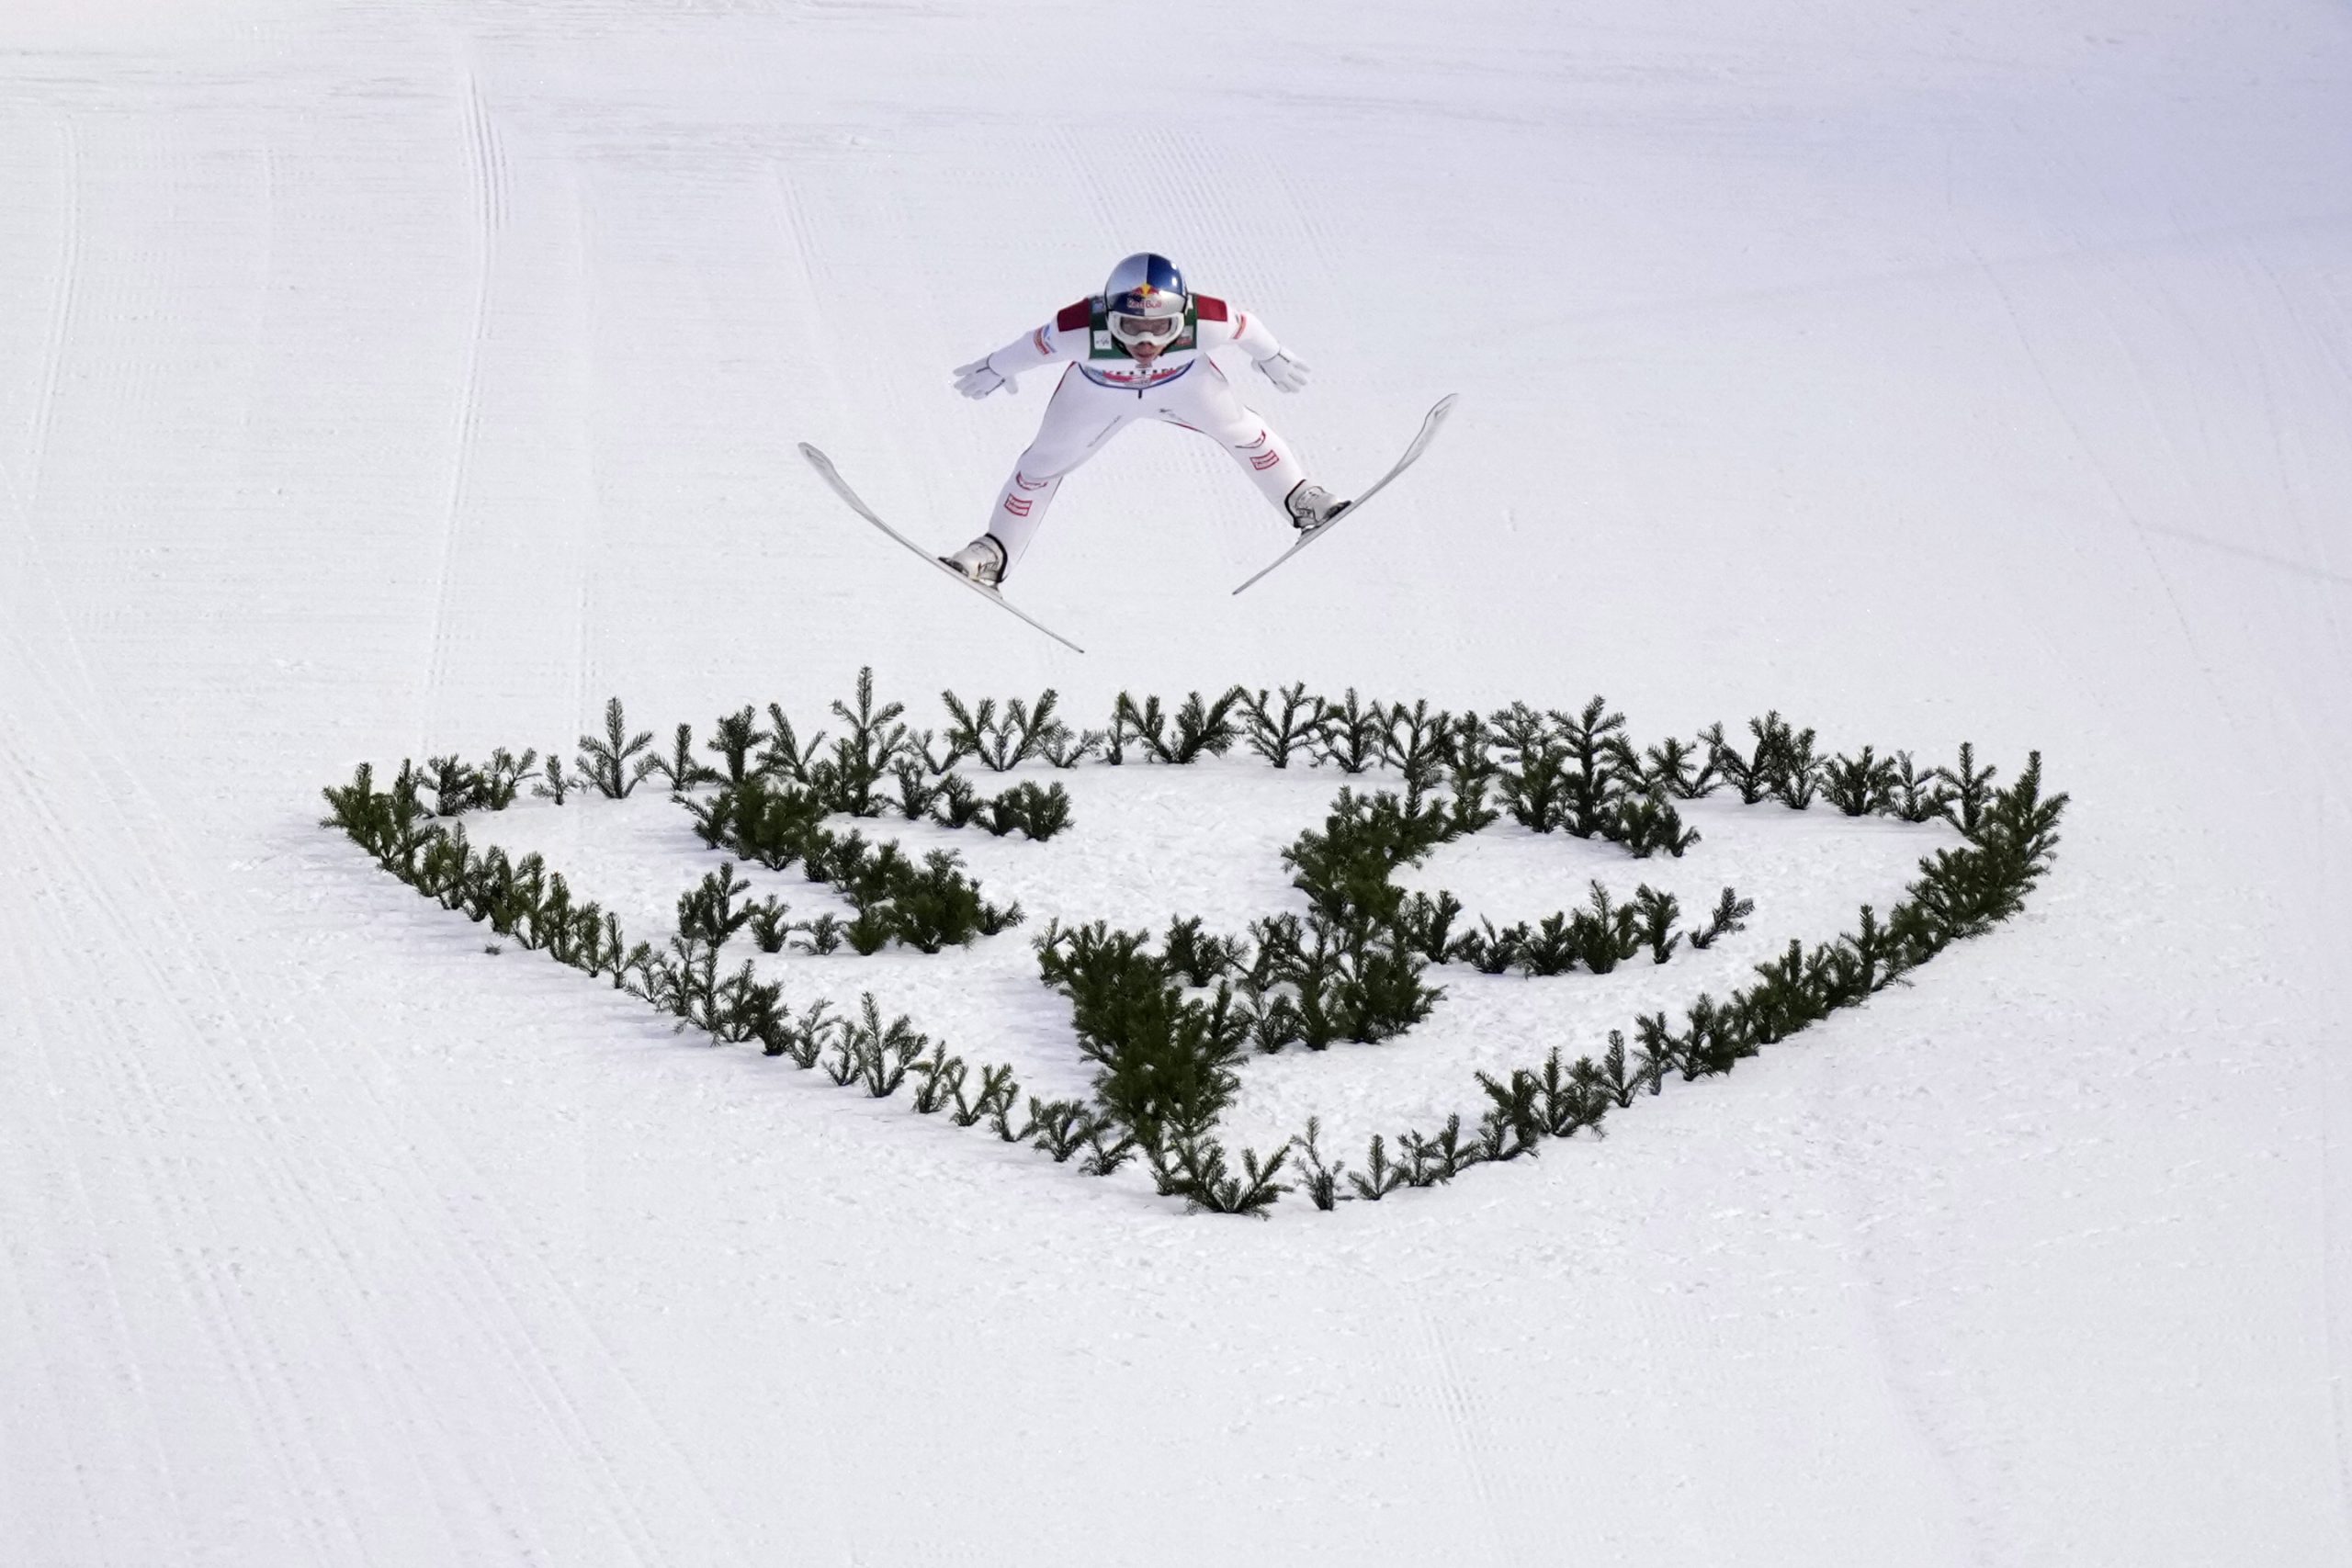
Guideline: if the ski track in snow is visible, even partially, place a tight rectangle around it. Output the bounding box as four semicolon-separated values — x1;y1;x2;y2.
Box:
4;1;2350;1563
419;64;505;742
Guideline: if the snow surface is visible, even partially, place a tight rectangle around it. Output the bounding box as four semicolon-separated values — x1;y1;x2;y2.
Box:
3;1;2349;1563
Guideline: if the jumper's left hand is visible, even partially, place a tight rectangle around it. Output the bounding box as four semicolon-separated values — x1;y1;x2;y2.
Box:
953;358;1013;399
1256;351;1310;393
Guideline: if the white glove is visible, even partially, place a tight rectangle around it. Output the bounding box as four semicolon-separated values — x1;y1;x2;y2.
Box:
953;358;1013;400
1256;350;1310;393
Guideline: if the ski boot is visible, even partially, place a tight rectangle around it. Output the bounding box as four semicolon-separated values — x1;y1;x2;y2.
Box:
1285;482;1351;536
938;534;1007;589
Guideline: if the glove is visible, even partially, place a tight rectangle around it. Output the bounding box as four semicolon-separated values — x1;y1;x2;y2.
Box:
953;358;1013;400
1256;350;1310;393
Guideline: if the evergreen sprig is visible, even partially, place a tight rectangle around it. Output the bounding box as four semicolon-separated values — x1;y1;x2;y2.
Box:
578;697;658;798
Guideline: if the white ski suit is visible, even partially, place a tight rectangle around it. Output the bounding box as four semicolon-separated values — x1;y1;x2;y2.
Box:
962;295;1312;570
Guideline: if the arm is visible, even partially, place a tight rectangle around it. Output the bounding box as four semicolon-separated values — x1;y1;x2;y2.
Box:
954;301;1090;398
1194;295;1308;391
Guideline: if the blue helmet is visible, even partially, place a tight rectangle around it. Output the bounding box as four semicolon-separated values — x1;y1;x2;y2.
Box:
1102;252;1187;350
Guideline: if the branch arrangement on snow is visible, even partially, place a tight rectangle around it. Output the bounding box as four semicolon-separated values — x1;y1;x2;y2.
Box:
321;670;2067;1219
1274;752;2070;1210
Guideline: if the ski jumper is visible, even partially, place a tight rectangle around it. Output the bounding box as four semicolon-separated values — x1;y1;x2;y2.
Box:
968;296;1307;570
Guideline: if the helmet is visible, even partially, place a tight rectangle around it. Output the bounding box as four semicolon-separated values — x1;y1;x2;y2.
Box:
1102;252;1187;351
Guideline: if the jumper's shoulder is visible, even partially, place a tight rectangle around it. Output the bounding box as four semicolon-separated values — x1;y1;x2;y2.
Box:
1056;298;1096;333
1192;294;1229;322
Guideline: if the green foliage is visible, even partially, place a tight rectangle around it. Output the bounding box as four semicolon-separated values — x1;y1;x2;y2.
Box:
766;999;840;1067
1937;741;1998;835
1549;696;1632;839
842;994;928;1098
892;761;950;820
1348;1134;1407;1201
532;754;572;805
813;666;910;816
1170;687;1249;762
1242;682;1328;768
1633;886;1682;964
888;849;1000;953
1381;698;1453;789
1397;889;1465;963
1291;1117;1348;1210
415;821;471;908
407;747;529;816
843;907;894;956
1518;912;1577;976
1528;1047;1611;1136
1040;727;1103;768
1035;918;1249;1145
1104;692;1155;764
933;774;984;828
700;777;828;870
1594;1029;1656;1106
994;781;1071;840
1230;909;1442;1053
793;911;845;954
676;862;755;949
1313;688;1385;773
967;780;1075;841
707;961;785;1047
977;791;1027;837
1114;686;1249;764
423;754;482;817
1282;786;1454;926
1490;702;1572;831
1398;1113;1480;1186
1891;750;1955;823
1161;915;1244;987
706;706;762;784
952;1063;1020;1129
1686;886;1756;950
578;697;658;798
1712;715;1815;808
479;748;538;809
1334;931;1442;1042
321;761;430;874
645;722;720;794
1566;881;1641;974
757;702;825;784
1634;735;1717;800
1612;791;1700;857
943;688;1069;772
907;1039;966;1113
327;685;2070;1219
1430;879;1723;980
1149;1131;1290;1216
1775;724;1824;809
1358;747;2071;1205
1823;746;1900;817
1453;917;1523;975
1023;1098;1089;1161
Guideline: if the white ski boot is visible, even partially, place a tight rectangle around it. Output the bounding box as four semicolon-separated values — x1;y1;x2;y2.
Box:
938;534;1007;589
1285;482;1351;536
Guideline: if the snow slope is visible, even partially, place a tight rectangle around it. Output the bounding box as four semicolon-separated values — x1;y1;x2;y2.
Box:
3;1;2348;1562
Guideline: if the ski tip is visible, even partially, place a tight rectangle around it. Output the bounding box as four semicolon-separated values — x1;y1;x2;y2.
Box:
796;441;828;466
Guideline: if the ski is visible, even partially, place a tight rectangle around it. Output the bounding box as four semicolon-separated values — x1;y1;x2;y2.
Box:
797;442;1086;655
1231;392;1458;595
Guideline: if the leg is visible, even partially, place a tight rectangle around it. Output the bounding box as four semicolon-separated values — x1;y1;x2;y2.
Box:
1153;361;1313;514
986;369;1133;572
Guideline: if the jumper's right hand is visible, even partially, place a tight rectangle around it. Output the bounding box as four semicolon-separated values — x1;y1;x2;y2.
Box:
953;358;1013;400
